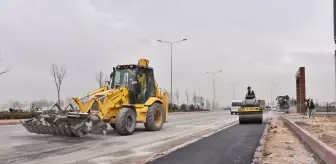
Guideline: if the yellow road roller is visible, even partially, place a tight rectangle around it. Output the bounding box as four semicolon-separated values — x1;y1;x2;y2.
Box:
238;87;263;124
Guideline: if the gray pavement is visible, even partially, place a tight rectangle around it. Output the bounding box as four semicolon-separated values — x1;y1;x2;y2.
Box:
0;110;237;164
149;116;268;164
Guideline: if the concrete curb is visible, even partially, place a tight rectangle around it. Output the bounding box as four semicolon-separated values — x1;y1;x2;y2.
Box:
0;120;24;126
137;119;239;164
281;115;336;164
251;117;271;164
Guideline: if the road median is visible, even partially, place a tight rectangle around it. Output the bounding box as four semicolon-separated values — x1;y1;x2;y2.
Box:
281;114;336;164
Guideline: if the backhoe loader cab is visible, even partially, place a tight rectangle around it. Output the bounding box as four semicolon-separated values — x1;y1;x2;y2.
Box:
109;64;156;104
21;58;169;137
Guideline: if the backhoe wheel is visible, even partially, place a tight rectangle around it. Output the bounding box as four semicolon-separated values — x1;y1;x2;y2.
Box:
115;108;136;136
145;103;165;131
110;123;116;130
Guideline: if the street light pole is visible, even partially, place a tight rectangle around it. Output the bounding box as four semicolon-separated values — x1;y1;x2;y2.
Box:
270;81;272;106
233;83;236;99
228;82;237;100
170;43;173;109
157;38;187;112
213;75;215;109
206;70;222;110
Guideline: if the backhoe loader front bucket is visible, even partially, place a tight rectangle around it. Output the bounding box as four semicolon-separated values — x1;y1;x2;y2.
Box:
21;103;107;137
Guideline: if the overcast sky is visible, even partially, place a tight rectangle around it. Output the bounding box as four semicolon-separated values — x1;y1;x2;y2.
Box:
0;0;334;106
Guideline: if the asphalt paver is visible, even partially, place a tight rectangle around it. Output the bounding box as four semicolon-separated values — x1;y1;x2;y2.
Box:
149;121;267;164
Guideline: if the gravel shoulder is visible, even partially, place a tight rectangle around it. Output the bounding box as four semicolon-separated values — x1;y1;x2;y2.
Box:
263;115;324;164
286;114;336;150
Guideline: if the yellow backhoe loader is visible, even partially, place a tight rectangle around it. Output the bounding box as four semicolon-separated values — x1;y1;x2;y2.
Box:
238;87;264;124
21;59;169;137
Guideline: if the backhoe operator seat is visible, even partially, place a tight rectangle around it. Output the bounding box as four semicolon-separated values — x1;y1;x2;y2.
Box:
136;71;147;101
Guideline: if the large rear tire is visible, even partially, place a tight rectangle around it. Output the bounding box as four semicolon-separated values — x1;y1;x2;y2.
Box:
115;108;136;135
145;103;165;131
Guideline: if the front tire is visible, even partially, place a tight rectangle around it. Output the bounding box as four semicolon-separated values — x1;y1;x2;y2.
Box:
115;108;136;135
145;103;165;131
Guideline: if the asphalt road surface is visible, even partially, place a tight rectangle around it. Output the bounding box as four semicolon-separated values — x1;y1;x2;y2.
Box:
149;119;267;164
0;110;238;164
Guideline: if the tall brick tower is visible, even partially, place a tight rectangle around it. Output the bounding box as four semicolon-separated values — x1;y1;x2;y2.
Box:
295;67;306;113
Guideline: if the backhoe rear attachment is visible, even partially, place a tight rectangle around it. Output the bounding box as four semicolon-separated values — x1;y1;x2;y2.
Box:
22;98;107;137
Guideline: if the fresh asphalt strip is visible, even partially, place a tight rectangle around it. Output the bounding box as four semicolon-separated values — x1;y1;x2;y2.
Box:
148;120;267;164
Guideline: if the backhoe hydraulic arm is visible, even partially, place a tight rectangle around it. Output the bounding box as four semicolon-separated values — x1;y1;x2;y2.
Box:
72;86;129;118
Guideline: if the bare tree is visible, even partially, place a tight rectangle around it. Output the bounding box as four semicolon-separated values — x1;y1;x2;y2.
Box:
51;64;67;106
206;99;210;109
30;99;49;111
0;53;9;75
200;96;204;109
192;92;197;106
9;100;22;109
175;89;180;106
185;89;190;106
31;99;50;110
96;70;104;88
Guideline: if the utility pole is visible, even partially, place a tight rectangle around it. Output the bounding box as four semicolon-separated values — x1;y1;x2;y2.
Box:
213;75;215;108
272;80;275;106
157;38;187;111
228;82;237;100
206;70;222;110
233;83;236;100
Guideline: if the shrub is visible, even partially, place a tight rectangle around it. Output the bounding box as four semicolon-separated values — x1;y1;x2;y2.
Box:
168;103;179;111
0;111;41;120
180;104;187;110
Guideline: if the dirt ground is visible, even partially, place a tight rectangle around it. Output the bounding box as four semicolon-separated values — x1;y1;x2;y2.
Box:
263;116;324;164
286;114;336;150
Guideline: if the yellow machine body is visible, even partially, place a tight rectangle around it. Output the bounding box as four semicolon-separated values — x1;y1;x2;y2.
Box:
72;85;168;124
21;58;169;137
238;98;264;124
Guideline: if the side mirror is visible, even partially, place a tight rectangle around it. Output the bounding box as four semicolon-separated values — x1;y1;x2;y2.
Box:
104;81;110;87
